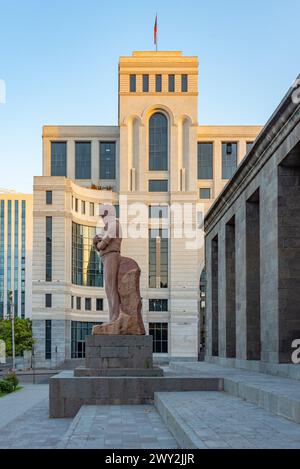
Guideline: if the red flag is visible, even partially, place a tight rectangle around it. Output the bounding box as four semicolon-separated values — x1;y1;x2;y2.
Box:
154;15;158;47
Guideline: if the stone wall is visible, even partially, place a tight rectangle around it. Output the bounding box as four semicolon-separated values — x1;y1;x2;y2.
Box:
204;82;300;367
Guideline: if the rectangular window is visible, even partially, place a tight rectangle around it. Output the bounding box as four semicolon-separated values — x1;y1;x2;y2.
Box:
45;294;52;308
75;142;91;179
100;142;116;179
96;298;103;311
90;202;94;216
168;74;175;92
143;74;149;92
76;297;81;310
72;223;104;288
222;143;238;179
149;323;168;353
45;320;52;360
149;229;168;289
181;74;188;92
200;188;211;200
21;201;26;318
46;191;52;205
149;299;168;312
46;217;52;282
198;143;213;179
82;200;86;215
156;74;162;92
85;298;92;311
130;74;136;92
149;205;169;219
51;142;67;177
149;180;168;192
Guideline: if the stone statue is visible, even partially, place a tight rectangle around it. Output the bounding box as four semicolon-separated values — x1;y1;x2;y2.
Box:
92;205;145;336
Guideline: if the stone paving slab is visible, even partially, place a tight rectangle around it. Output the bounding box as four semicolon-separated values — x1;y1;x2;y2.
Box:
57;405;178;449
0;396;71;449
155;391;300;449
0;384;49;430
169;362;300;423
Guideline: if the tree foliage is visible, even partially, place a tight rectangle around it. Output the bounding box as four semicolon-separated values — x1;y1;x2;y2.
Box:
0;319;34;357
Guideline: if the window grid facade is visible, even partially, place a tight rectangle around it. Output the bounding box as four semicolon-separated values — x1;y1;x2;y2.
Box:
149;205;169;219
51;142;67;177
71;321;101;358
149;113;168;171
72;223;104;287
46;191;52;205
198;143;213;179
45;294;52;308
149;229;168;289
143;74;149;92
149;323;168;353
21;201;26;317
148;180;168;192
222;142;238;179
46;216;52;282
156;75;162;92
7;201;11;309
75;142;91;180
181;74;188;92
168;74;175;92
130;74;136;92
100;142;116;180
200;188;212;200
149;299;168;312
14;201;18;316
45;320;52;360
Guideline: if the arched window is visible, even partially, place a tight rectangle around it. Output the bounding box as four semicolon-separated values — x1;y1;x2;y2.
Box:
149;112;168;171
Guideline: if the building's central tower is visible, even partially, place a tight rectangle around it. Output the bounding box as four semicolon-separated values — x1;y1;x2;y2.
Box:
118;51;200;359
118;51;199;193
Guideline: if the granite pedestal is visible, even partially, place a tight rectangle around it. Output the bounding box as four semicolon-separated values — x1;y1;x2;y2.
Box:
49;335;223;418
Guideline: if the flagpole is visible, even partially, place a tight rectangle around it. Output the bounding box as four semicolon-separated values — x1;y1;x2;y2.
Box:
154;14;158;52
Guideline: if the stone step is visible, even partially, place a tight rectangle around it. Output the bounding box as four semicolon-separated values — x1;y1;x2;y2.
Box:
56;404;178;449
169;362;300;424
155;391;300;449
50;370;223;418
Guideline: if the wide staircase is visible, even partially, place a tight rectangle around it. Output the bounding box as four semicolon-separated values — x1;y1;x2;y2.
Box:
55;361;300;449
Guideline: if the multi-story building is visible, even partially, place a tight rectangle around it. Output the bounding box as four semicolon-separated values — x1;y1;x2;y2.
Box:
32;51;261;368
0;189;33;319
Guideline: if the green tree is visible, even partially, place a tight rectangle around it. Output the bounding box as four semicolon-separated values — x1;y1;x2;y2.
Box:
0;318;34;357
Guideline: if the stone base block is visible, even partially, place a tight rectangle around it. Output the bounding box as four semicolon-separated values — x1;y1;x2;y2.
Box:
49;371;223;418
74;367;164;377
85;335;153;369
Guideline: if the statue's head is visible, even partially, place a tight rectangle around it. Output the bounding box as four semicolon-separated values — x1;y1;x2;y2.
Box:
99;204;116;225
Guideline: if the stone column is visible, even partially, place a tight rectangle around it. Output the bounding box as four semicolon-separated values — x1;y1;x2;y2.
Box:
218;224;226;357
67;140;75;180
235;200;247;360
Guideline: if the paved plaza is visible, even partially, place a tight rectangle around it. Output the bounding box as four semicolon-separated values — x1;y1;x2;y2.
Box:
0;368;300;449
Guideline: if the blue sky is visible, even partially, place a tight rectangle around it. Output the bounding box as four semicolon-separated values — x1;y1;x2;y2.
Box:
0;0;299;193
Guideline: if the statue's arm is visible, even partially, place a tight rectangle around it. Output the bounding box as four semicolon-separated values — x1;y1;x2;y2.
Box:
93;235;102;250
97;220;118;250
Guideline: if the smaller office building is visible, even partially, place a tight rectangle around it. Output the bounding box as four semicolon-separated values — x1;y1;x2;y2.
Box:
0;190;33;319
205;80;300;372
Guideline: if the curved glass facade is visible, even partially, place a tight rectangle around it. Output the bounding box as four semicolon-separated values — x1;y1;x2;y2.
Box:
149;112;168;171
72;223;103;287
